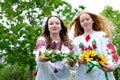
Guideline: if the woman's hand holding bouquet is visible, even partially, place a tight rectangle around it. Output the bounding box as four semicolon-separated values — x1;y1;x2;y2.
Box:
65;51;79;67
41;50;64;63
39;51;51;62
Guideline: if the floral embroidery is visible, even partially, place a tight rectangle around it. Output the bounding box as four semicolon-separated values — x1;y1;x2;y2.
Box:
105;34;109;38
85;34;90;42
36;40;45;50
68;45;73;51
79;39;97;51
107;43;119;62
112;55;119;62
92;39;97;49
79;43;84;50
86;45;92;50
50;41;58;50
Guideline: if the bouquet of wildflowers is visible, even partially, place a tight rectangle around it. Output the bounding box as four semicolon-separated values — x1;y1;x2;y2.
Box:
65;51;79;62
42;50;64;63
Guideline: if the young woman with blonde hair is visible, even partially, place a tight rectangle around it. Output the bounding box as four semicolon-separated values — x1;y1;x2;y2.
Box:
69;11;119;80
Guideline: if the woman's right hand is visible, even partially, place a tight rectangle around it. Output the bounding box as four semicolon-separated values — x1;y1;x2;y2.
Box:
39;51;51;62
78;59;87;64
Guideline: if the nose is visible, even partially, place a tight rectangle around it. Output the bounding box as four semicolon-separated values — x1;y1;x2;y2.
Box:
53;23;56;26
53;23;57;27
84;20;87;23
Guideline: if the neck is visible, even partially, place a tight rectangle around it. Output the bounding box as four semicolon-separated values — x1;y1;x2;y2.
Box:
84;30;94;36
50;33;61;42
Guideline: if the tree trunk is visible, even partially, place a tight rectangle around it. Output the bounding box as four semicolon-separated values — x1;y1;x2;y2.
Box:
29;65;33;80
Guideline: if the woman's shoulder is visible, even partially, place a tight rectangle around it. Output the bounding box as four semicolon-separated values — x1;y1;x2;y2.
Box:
72;35;84;44
37;36;45;41
92;31;109;41
94;31;106;35
94;31;106;37
73;35;83;40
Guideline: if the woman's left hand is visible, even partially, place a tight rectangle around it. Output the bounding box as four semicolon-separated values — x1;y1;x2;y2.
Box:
67;60;76;67
101;63;115;72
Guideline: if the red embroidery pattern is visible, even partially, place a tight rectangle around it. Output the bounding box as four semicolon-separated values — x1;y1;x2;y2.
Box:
36;40;45;50
85;34;90;42
50;41;58;50
68;45;73;51
85;45;92;50
79;39;97;51
107;43;119;62
79;43;84;51
81;45;84;51
92;40;97;49
92;43;97;49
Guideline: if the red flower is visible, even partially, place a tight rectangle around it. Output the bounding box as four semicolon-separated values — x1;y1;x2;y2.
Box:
85;34;90;42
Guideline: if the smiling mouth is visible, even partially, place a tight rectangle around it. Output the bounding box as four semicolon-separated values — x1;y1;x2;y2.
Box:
53;29;57;30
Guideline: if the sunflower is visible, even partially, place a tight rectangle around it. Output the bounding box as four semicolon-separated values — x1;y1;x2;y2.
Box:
80;50;97;62
79;50;88;61
96;54;108;64
86;50;97;62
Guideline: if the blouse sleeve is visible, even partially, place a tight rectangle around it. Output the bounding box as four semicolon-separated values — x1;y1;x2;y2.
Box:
35;36;47;68
100;32;120;68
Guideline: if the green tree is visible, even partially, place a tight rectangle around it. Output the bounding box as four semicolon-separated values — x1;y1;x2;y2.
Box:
0;64;29;80
101;6;120;80
0;0;85;80
0;23;42;80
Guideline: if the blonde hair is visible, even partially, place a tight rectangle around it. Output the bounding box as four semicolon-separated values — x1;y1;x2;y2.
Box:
69;11;114;39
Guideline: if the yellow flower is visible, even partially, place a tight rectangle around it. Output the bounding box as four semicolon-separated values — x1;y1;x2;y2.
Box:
85;50;96;62
79;50;87;61
79;50;97;62
96;54;108;64
79;50;108;65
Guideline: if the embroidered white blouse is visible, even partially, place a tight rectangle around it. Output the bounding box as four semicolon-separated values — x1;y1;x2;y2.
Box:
73;31;120;80
35;36;72;80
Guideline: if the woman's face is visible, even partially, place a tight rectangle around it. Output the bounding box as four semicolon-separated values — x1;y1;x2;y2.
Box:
48;17;61;34
79;13;94;30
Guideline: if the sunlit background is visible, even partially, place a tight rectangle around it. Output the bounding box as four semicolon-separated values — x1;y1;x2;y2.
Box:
65;0;120;14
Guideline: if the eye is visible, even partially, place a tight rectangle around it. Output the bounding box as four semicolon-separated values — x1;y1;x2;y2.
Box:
80;20;84;23
86;18;90;21
56;22;60;25
49;22;53;25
